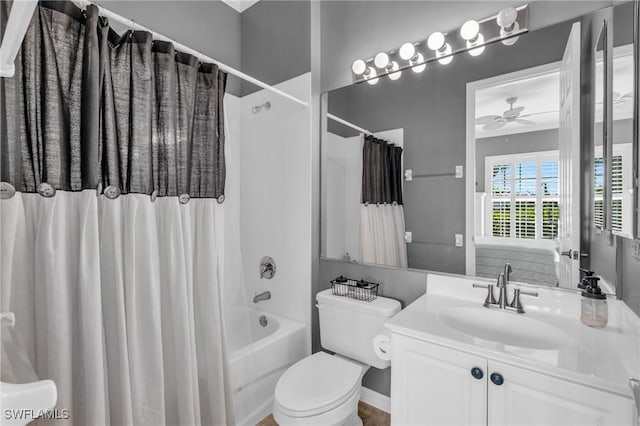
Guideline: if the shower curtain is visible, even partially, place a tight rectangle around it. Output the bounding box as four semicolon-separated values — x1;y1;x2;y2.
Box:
360;135;408;267
1;2;233;425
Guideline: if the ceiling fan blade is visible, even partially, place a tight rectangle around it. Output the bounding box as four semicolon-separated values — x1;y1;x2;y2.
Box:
519;110;557;118
619;92;633;102
476;115;501;125
484;120;506;131
515;119;536;125
504;106;525;118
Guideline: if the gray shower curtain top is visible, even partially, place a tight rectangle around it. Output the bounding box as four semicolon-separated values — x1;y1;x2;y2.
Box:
1;1;227;202
361;135;403;205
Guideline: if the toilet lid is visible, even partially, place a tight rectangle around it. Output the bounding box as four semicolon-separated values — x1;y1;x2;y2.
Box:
275;352;362;416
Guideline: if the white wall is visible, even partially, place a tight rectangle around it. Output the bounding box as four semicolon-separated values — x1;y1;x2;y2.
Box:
238;73;312;352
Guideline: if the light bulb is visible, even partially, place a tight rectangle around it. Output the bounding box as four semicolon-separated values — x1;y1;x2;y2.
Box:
399;42;416;61
410;52;426;73
365;67;379;85
500;21;520;45
388;61;401;80
435;43;453;65
467;33;485;56
374;52;390;69
460;20;480;41
497;7;518;29
352;59;367;75
427;32;445;51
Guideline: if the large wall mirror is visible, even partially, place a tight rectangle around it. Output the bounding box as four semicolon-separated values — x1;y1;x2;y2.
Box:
321;2;638;295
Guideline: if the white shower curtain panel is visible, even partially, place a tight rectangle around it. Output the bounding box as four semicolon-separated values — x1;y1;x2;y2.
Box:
360;204;408;267
1;191;233;425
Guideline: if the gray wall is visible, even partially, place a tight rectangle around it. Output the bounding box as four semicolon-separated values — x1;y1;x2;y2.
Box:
107;1;243;95
316;259;432;397
240;0;311;96
107;1;312;97
320;1;614;92
476;129;560;192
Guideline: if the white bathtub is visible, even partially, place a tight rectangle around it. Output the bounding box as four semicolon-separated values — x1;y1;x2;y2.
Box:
228;310;306;426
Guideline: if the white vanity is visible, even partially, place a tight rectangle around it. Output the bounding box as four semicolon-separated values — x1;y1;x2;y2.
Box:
386;274;640;425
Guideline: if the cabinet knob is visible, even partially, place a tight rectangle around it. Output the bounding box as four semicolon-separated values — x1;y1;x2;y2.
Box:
490;372;504;386
470;367;484;380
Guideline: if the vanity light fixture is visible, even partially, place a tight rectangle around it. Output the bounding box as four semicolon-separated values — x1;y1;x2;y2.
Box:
497;7;520;46
398;43;426;73
349;5;528;85
374;52;403;80
365;67;379;85
352;59;380;84
427;32;453;65
460;20;485;56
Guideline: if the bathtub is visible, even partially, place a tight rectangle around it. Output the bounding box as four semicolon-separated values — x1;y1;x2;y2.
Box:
228;310;306;426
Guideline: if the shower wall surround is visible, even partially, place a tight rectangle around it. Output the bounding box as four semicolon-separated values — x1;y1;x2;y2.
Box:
238;73;313;350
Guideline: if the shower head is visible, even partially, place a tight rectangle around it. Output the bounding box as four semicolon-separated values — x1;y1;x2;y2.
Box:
251;101;271;114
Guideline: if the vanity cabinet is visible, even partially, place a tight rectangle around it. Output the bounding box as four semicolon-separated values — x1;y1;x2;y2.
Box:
390;334;635;426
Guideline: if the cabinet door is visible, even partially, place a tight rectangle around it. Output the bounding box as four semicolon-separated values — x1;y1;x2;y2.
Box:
391;334;487;426
487;361;635;426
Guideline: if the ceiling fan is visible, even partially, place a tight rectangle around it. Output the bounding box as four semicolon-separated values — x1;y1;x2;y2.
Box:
475;97;548;131
613;92;633;105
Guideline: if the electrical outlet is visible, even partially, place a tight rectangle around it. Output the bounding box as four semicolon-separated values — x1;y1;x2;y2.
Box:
455;234;463;247
632;242;640;261
405;231;413;243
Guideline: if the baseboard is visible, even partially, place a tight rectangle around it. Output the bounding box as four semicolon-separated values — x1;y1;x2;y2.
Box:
359;386;390;414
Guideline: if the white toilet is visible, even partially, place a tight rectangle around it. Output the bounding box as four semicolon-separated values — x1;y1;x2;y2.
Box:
273;289;401;425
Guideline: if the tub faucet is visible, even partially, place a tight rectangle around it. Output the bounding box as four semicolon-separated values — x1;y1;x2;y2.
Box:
253;291;271;303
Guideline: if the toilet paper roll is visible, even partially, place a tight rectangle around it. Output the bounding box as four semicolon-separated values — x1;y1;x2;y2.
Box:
373;330;392;361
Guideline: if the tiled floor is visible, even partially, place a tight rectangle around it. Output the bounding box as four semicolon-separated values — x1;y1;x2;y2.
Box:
257;401;390;426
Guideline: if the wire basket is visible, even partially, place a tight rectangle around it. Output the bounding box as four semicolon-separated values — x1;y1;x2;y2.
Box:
330;276;379;302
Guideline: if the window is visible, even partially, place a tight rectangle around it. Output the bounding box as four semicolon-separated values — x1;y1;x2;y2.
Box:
594;143;633;236
485;151;559;240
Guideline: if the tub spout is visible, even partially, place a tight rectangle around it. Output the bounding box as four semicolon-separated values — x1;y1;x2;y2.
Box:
253;291;271;303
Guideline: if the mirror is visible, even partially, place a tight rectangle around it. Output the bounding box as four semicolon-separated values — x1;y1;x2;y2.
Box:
593;22;608;232
610;2;636;239
321;4;635;295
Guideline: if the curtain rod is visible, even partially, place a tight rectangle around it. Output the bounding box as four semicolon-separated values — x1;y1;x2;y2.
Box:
70;0;308;108
327;113;374;135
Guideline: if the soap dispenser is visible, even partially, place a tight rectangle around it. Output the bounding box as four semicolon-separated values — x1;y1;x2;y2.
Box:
580;275;608;328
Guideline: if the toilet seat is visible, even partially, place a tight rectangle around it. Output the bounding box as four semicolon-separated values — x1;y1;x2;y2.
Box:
274;352;363;417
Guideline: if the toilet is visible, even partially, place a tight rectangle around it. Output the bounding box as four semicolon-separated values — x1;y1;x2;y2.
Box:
273;289;401;425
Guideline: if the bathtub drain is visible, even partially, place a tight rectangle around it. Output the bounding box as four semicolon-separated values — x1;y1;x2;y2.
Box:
259;315;268;327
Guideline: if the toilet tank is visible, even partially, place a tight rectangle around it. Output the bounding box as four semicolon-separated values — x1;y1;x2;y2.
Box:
317;289;401;369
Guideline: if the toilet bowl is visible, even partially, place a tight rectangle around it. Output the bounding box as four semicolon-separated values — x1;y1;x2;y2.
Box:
272;290;401;426
273;352;368;426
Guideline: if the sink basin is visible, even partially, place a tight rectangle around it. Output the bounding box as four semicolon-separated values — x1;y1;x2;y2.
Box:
438;307;568;350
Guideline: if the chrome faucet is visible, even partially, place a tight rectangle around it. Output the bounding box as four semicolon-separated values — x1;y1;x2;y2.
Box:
253;291;271;303
497;272;508;309
473;264;538;314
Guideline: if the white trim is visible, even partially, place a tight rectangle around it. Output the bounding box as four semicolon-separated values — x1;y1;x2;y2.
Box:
0;0;38;77
465;61;561;276
221;0;260;13
360;386;391;413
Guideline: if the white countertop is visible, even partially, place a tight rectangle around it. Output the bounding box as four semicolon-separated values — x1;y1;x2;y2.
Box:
385;274;640;399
